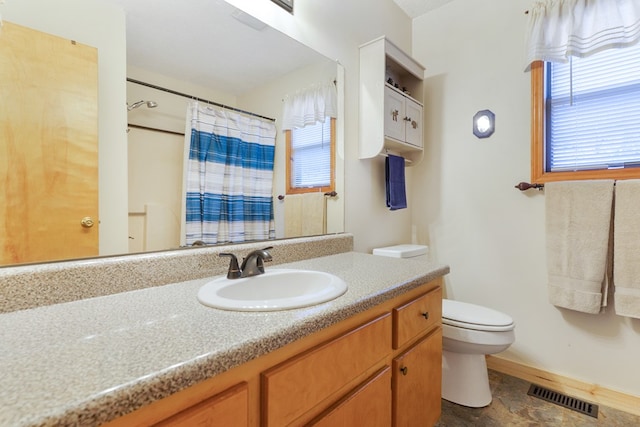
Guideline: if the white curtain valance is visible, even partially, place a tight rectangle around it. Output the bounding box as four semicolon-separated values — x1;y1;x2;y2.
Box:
525;0;640;71
281;81;337;131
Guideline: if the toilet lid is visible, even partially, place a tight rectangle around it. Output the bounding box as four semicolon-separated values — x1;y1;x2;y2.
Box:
442;299;514;332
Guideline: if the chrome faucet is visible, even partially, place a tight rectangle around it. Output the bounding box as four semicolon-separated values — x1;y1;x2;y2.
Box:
219;246;273;279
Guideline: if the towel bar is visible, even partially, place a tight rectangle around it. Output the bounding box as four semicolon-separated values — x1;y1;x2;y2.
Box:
277;191;338;200
379;152;412;163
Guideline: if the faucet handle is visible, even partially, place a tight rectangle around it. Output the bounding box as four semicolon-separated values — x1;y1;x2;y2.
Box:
219;253;241;279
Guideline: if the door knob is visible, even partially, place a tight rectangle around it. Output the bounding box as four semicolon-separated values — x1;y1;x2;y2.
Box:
81;217;95;228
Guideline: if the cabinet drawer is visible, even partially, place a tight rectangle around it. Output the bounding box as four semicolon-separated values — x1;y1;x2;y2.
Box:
308;367;392;427
154;382;248;427
261;313;391;426
393;286;441;349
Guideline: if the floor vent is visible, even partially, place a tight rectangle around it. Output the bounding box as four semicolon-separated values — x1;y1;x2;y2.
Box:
527;384;599;418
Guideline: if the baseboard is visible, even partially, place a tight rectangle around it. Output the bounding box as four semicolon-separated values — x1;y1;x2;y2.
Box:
486;355;640;417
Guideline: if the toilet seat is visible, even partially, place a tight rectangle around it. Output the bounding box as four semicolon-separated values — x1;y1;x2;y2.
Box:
443;299;514;332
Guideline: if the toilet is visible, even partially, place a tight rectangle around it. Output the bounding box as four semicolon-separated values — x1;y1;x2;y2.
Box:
372;244;516;408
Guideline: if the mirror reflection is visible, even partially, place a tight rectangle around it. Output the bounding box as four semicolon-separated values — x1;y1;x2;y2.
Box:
0;0;344;267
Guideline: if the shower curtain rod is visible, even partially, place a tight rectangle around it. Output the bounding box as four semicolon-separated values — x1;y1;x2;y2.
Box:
126;78;276;122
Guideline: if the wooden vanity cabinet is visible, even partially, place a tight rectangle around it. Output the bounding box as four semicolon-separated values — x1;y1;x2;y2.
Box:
393;328;443;427
392;285;443;427
106;278;442;427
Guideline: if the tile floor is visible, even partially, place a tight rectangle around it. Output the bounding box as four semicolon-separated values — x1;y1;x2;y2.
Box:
435;370;640;426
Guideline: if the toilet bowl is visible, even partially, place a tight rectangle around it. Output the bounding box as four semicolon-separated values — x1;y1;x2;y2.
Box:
442;299;515;407
372;244;516;408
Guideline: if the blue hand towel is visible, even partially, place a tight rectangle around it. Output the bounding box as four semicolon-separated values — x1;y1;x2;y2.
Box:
385;154;407;210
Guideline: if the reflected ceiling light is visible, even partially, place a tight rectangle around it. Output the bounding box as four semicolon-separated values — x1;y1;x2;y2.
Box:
231;9;267;31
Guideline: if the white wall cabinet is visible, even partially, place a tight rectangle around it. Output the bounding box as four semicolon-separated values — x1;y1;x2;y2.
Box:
384;85;423;149
359;36;425;165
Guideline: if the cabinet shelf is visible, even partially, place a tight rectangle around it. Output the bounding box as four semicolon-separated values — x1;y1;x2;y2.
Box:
359;36;425;165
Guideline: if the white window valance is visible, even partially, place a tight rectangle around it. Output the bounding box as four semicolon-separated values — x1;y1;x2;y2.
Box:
281;81;337;131
525;0;640;71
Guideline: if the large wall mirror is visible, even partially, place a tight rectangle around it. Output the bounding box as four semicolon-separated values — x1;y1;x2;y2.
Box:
0;0;344;267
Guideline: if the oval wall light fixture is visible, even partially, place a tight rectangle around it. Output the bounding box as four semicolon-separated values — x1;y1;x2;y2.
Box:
473;109;495;138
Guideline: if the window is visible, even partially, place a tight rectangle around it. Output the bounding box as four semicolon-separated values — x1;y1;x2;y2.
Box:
531;42;640;183
285;118;335;194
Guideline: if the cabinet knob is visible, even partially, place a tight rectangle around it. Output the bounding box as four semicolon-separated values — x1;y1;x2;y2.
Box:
404;116;412;122
421;312;429;320
392;110;399;121
400;366;408;376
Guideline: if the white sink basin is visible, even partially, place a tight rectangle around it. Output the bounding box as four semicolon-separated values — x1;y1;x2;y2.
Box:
197;269;348;311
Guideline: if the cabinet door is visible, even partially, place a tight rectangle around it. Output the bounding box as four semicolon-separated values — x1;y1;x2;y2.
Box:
309;367;392;427
392;328;442;427
154;382;248;427
262;314;392;426
404;98;423;149
384;86;406;142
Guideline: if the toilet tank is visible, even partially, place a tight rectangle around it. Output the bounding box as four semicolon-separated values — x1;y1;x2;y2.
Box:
372;244;428;260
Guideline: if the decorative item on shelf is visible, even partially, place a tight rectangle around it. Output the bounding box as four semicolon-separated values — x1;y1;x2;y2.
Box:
473;109;495;138
387;77;395;85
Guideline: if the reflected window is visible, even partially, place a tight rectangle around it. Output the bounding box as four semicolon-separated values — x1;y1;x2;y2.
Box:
286;118;335;194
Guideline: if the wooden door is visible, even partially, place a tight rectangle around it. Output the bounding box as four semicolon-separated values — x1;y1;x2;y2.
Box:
392;328;442;427
0;21;99;265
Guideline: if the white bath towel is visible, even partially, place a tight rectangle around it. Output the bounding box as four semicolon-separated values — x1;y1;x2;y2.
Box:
613;180;640;319
545;180;614;314
284;193;326;237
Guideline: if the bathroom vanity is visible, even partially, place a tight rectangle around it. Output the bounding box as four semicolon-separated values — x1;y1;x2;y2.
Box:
109;275;442;426
0;240;448;427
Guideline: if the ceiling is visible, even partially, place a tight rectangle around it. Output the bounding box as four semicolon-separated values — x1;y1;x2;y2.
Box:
392;0;454;18
104;0;449;96
103;0;327;96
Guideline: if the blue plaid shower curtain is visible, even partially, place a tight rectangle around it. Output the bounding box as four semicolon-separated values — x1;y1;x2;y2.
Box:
184;102;276;245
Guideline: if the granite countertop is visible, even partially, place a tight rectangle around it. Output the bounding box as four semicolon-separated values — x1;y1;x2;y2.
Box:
0;252;449;427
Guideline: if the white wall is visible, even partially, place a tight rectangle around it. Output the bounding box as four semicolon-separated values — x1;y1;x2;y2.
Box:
2;0;129;257
412;0;640;397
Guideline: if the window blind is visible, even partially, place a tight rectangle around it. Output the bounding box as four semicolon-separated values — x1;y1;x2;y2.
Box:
547;42;640;172
291;120;331;188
